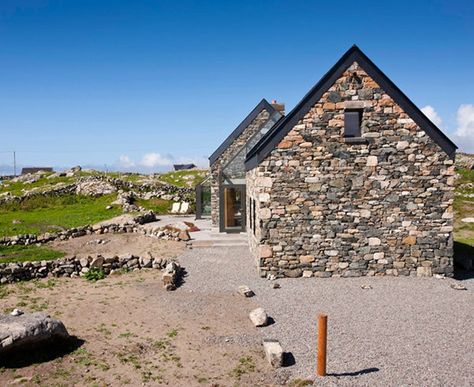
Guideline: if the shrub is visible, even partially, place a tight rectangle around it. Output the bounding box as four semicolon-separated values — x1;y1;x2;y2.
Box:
84;267;105;282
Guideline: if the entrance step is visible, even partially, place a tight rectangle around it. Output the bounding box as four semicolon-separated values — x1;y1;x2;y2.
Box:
187;233;249;249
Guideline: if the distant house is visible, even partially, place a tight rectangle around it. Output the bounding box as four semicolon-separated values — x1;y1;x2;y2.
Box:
173;164;197;171
209;45;457;279
21;167;53;175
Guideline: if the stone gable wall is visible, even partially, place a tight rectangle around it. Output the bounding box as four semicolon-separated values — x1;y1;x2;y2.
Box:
210;108;271;226
246;62;455;278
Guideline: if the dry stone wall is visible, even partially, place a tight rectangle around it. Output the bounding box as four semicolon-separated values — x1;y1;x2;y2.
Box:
211;109;271;226
0;253;177;284
0;212;189;247
0;176;194;206
247;62;455;278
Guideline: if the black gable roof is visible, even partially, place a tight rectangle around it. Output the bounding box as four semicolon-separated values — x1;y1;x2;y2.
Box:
245;45;457;170
209;99;276;166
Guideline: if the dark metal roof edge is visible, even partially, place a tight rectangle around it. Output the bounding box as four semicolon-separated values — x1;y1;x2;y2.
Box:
245;45;457;170
209;99;276;165
353;49;457;158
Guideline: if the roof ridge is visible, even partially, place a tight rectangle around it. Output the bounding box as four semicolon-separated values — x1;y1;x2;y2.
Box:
209;99;276;166
245;46;457;170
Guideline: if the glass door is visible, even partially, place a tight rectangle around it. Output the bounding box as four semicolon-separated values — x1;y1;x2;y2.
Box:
220;185;246;233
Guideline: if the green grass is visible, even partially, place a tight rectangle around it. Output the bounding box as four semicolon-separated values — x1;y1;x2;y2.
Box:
0;175;75;196
454;168;474;245
456;168;474;186
0;244;65;263
157;169;207;188
136;198;172;214
0;194;121;237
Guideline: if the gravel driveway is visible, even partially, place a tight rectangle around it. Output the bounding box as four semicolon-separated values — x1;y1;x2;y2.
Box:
179;246;474;386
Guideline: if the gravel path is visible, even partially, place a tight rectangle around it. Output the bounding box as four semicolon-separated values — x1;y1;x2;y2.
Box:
179;246;474;386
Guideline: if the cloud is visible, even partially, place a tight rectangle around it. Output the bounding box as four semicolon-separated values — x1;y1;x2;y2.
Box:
118;154;135;168
140;153;172;168
113;152;209;172
454;104;474;153
421;105;443;127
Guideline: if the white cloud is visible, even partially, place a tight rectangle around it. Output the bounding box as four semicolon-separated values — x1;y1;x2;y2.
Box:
140;152;172;168
421;105;443;127
118;154;135;168
455;104;474;138
454;104;474;153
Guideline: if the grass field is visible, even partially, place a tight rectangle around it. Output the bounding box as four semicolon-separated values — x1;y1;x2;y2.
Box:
0;175;76;196
454;168;474;245
0;194;121;238
136;198;173;214
158;169;207;188
0;245;65;263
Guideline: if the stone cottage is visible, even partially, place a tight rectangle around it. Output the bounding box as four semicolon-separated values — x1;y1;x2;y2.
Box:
211;45;457;278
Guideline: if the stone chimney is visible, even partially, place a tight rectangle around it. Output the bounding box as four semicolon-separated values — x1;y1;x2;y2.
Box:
271;99;285;116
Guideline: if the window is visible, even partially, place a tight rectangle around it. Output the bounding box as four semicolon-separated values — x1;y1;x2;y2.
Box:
344;109;362;138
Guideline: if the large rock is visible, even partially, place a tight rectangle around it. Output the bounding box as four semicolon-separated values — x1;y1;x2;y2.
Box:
249;307;268;327
262;339;284;368
0;312;69;355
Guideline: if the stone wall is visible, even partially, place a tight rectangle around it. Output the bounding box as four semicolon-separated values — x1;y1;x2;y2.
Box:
0;212;190;247
247;62;455;278
0;253;177;284
210;108;271;226
0;176;194;206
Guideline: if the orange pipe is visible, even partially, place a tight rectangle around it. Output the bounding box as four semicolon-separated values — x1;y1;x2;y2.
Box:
317;314;328;376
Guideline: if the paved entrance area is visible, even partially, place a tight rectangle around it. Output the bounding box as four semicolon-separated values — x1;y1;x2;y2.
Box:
178;244;474;385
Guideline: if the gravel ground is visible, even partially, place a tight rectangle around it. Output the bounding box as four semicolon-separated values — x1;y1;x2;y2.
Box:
179;246;474;386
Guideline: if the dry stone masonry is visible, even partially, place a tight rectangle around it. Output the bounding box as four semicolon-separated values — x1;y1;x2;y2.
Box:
247;61;455;278
0;252;179;284
0;211;190;247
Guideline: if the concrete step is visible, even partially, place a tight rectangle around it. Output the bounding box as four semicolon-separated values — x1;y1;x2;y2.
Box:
189;240;249;248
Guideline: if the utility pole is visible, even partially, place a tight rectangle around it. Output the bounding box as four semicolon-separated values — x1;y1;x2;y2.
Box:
13;151;16;177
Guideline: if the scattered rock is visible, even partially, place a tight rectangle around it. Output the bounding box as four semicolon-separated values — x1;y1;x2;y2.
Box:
10;309;23;316
249;308;268;327
162;261;181;291
361;284;372;290
262;339;284;368
0;312;69;355
238;285;254;297
11;220;22;225
450;283;467;291
105;205;113;210
461;217;474;223
178;230;191;241
272;282;280;289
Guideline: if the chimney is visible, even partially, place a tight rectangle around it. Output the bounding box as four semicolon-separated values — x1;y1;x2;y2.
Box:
271;99;285;116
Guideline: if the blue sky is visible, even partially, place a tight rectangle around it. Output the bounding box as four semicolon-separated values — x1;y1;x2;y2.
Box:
0;0;473;173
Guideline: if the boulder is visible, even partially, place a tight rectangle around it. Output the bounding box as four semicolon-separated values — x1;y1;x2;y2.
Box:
90;255;104;269
249;308;268;327
0;312;69;355
262;339;284;368
162;261;181;291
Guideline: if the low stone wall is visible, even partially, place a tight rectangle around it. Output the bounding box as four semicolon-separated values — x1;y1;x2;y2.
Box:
0;176;195;206
0;213;190;247
0;183;76;205
76;176;194;203
0;253;177;284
